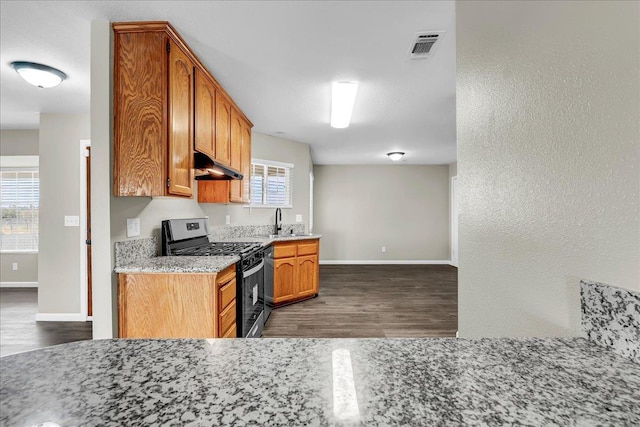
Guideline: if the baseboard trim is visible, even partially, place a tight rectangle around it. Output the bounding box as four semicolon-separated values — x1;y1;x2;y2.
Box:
319;260;452;265
0;281;38;288
36;313;88;322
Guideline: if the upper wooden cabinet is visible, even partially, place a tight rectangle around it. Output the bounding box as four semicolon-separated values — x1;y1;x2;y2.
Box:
113;24;194;197
198;111;252;204
194;69;216;160
113;21;252;198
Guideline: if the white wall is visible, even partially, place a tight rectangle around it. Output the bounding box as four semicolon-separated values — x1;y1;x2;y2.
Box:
0;129;39;156
200;133;312;230
457;0;640;337
314;165;450;261
38;113;90;314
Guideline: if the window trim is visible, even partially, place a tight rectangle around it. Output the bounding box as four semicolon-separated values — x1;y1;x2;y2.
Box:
1;162;40;253
245;158;294;208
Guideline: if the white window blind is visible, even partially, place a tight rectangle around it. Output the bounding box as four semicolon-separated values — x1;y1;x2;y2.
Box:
1;170;39;251
249;159;293;207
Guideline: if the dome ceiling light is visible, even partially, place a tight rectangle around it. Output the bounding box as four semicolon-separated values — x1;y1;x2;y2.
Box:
387;152;405;161
10;61;67;88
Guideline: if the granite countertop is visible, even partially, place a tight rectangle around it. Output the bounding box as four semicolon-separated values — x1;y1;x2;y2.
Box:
1;337;638;426
114;255;239;274
213;233;322;246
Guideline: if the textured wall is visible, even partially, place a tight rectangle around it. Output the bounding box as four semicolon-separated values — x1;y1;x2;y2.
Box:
38;113;90;314
314;165;450;261
457;1;640;337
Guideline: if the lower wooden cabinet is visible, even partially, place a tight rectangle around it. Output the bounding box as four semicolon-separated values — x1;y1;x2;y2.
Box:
273;239;320;306
118;264;237;338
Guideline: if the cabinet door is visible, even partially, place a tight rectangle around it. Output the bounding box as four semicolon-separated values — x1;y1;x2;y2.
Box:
215;93;231;167
296;255;318;298
194;69;216;159
240;119;252;203
167;40;194;197
274;257;296;304
229;109;243;202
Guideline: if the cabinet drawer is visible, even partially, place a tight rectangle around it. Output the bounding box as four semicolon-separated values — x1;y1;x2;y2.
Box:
222;323;237;338
216;265;236;285
218;300;236;336
297;241;318;256
218;278;236;311
274;244;297;258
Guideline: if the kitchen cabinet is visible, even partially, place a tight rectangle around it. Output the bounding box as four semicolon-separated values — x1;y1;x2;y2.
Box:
273;239;320;306
194;69;216;160
198;111;252;204
113;21;252;197
118;264;237;338
113;24;194;197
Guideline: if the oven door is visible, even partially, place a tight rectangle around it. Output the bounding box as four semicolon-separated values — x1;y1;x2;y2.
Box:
241;259;264;338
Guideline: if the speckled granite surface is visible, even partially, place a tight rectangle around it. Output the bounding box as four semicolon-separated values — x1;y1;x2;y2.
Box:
581;280;640;363
214;233;322;246
114;237;157;267
209;223;306;240
114;255;239;273
1;338;638;426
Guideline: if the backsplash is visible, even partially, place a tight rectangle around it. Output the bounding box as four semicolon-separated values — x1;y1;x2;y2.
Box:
580;280;640;363
208;224;305;240
114;237;158;268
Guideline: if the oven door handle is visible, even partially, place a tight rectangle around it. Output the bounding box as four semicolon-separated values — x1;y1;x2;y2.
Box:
243;260;265;278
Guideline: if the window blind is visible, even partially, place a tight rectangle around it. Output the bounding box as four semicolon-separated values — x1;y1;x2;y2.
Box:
249;160;293;207
0;170;39;251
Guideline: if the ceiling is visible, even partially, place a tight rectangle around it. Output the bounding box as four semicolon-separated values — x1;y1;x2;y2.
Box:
0;1;456;165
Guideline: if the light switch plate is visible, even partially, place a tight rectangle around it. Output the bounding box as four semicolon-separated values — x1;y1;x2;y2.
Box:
296;214;302;223
64;216;80;227
127;218;141;237
225;215;231;225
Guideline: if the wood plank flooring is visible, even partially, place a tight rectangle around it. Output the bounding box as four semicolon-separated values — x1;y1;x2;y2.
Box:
0;288;92;357
263;264;458;338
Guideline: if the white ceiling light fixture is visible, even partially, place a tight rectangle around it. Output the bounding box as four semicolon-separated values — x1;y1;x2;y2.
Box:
387;152;405;161
10;61;67;88
330;81;359;129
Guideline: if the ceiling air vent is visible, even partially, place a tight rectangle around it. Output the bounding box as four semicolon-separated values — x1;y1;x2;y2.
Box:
409;31;445;60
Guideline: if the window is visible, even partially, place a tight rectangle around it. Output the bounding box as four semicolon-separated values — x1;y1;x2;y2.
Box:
249;159;293;207
1;169;39;251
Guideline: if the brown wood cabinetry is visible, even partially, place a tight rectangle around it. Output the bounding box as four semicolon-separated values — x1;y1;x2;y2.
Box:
198;111;252;204
273;239;320;306
118;264;237;339
194;69;216;159
113;21;252;198
113;24;194;197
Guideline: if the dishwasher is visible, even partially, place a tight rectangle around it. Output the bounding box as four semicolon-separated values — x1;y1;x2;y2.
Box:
264;244;274;323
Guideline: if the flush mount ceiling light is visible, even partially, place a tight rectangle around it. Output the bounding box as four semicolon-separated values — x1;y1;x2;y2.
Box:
330;81;359;128
10;61;67;88
387;152;405;161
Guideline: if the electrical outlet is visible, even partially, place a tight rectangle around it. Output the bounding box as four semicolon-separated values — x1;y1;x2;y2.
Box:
295;214;302;223
64;215;80;227
225;215;231;225
126;218;141;237
12;262;18;271
381;246;386;253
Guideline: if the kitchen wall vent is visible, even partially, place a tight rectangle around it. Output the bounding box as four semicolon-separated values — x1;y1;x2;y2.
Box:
409;31;445;60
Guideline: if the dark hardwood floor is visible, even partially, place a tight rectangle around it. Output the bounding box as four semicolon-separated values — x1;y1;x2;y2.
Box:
263;264;458;338
0;288;92;357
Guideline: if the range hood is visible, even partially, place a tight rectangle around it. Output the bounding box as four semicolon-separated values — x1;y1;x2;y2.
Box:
194;151;243;180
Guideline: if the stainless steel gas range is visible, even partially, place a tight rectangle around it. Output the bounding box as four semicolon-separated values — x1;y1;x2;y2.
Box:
161;218;265;338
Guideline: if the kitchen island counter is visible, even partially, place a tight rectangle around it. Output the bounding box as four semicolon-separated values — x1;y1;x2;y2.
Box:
1;337;638;426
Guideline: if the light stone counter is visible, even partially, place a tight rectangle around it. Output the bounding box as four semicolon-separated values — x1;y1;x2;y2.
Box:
114;255;239;274
1;337;638;426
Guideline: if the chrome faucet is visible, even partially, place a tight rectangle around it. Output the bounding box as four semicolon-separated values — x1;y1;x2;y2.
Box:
274;208;282;235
